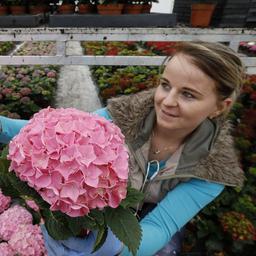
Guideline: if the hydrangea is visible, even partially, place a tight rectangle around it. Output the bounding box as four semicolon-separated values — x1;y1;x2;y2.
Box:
0;189;11;214
0;205;33;241
8;107;129;217
0;242;15;256
25;199;40;212
9;224;46;256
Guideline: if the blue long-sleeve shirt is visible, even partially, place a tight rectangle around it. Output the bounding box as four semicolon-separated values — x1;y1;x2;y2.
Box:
0;111;224;256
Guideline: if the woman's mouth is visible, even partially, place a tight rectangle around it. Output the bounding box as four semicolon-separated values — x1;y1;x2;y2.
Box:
161;109;179;118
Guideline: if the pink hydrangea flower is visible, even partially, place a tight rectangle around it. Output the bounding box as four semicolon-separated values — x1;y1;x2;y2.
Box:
8;107;129;217
9;224;46;256
0;205;33;241
0;242;15;256
25;199;40;212
0;189;11;214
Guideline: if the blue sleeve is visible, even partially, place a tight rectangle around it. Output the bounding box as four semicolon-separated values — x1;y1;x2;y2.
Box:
93;107;112;121
0;116;28;144
121;179;224;256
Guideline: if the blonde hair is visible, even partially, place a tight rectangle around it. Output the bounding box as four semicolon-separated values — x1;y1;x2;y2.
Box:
164;41;245;104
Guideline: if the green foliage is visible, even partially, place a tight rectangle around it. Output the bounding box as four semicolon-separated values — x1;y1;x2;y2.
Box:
105;206;142;256
0;42;15;55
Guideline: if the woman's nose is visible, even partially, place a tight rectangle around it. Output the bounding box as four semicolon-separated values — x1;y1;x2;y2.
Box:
162;91;178;107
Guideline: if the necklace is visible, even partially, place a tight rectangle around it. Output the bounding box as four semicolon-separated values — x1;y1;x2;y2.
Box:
152;146;173;155
151;130;174;155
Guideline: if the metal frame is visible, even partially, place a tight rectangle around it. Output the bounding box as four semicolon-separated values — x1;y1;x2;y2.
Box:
0;27;255;73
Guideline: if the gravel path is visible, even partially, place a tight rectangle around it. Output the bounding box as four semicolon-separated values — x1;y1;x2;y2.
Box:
54;41;102;112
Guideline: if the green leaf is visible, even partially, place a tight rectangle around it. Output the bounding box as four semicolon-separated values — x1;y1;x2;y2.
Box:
0;159;20;198
105;206;141;256
92;225;108;253
89;209;105;226
67;215;97;236
205;238;223;252
121;186;144;209
43;210;72;240
68;216;86;236
0;146;9;159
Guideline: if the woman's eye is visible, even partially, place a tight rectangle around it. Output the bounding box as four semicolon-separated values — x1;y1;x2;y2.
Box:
160;82;170;90
182;91;195;99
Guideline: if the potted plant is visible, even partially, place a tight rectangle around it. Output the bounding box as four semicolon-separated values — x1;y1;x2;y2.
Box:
57;0;75;14
96;0;124;15
0;1;8;15
190;0;217;27
123;0;143;14
28;0;48;14
6;0;27;15
77;0;94;14
141;0;158;13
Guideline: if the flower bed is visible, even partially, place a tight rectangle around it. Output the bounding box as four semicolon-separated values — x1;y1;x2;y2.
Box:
91;65;159;103
0;42;15;55
81;41;154;56
144;41;177;55
239;42;256;57
0;41;58;120
15;41;56;56
0;65;58;119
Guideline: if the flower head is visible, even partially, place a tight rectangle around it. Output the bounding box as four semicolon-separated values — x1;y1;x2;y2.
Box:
0;205;33;241
0;189;11;214
0;242;15;256
9;224;46;256
8;107;129;217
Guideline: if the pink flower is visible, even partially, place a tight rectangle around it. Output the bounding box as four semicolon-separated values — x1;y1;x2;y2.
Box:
249;45;256;52
1;88;12;96
9;224;46;256
25;199;40;212
0;243;15;256
47;71;56;78
0;205;33;241
0;189;11;214
20;87;32;96
8;107;129;217
20;96;31;104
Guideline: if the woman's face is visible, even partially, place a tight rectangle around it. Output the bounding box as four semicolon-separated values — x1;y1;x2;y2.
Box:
154;53;227;134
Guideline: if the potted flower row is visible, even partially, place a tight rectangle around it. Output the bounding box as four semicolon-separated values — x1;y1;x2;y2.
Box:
58;0;158;15
0;0;49;15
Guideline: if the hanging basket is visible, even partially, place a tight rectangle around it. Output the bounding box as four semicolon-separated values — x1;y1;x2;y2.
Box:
190;3;216;27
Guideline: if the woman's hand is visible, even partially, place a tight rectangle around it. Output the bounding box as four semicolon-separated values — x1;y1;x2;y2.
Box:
41;225;123;256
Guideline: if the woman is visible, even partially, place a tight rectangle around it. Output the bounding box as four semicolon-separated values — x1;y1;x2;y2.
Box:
0;41;245;256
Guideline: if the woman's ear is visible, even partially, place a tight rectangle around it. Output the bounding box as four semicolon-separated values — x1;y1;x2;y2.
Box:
209;98;233;119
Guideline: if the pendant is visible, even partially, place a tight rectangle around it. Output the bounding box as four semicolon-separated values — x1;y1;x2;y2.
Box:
153;149;161;154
